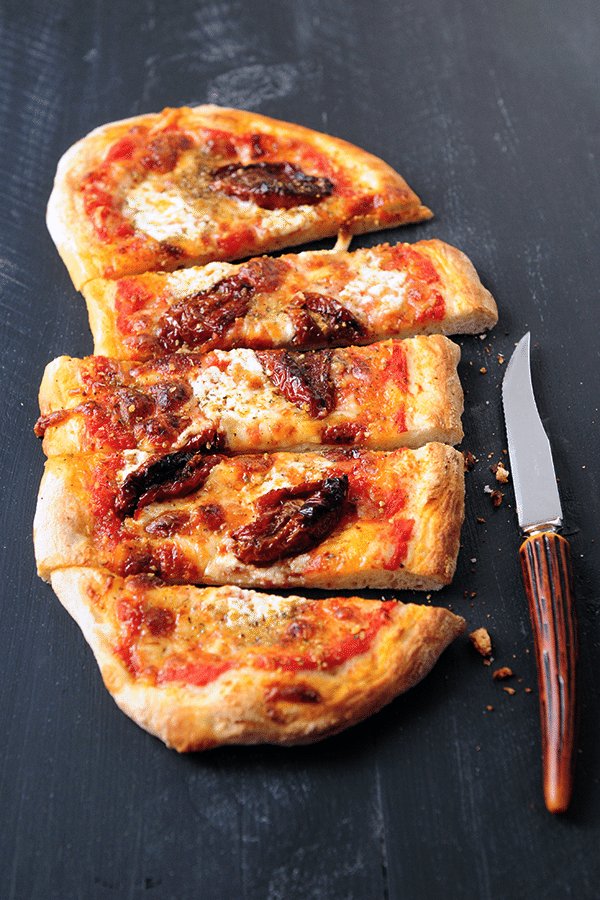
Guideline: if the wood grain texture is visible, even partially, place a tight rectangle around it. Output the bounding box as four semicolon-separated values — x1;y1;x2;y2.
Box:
520;531;579;813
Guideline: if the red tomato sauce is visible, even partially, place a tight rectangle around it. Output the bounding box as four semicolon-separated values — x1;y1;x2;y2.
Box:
381;244;446;325
382;518;415;570
251;601;395;674
115;279;155;336
157;659;234;687
113;598;397;687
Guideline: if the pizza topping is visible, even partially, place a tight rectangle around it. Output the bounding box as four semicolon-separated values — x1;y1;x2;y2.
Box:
253;600;395;674
194;503;226;531
157;271;255;352
231;475;348;565
321;422;365;445
157;657;234;687
143;604;176;636
115;451;223;519
382;518;415;570
144;511;191;536
256;349;335;418
111;578;399;690
38;374;197;451
209;161;334;209
34;407;72;438
288;292;365;347
380;244;446;324
156;258;290;353
138;132;194;174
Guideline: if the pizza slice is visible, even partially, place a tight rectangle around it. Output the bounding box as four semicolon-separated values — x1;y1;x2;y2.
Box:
34;443;465;592
49;567;465;750
82;239;497;361
35;336;463;457
47;105;432;290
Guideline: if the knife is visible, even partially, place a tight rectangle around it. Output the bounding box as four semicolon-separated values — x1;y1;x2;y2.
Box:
502;332;579;814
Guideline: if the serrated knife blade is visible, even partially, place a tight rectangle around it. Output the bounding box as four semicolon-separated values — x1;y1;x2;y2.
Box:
502;333;579;814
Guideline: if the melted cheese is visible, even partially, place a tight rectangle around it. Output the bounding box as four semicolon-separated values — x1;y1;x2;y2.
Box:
124;178;322;244
163;261;235;298
220;588;297;629
190;349;293;448
116;449;151;483
124;183;212;240
339;262;408;320
248;204;321;239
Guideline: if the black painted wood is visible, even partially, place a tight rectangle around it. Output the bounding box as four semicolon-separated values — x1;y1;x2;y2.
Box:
2;1;600;897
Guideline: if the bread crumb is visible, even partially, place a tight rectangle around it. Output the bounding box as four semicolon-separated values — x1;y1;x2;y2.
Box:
469;627;492;658
487;705;494;711
491;461;510;483
462;450;476;471
493;666;514;681
503;687;516;695
490;489;503;507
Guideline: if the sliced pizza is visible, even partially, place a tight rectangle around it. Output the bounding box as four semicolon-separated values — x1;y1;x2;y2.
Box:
35;336;463;457
49;567;466;750
47;105;432;290
34;443;465;592
82;238;497;361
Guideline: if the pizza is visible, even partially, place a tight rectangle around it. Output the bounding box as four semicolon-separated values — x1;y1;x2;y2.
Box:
49;568;465;750
36;104;484;750
35;335;463;457
46;105;433;290
34;443;465;593
81;238;497;360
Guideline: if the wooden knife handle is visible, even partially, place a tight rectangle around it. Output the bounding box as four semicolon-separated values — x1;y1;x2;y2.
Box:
520;530;579;813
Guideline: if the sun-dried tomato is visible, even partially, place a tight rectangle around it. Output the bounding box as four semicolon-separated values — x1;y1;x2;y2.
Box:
157;272;255;352
288;292;365;347
115;451;223;519
257;348;335;419
209;161;334;209
231;475;348;565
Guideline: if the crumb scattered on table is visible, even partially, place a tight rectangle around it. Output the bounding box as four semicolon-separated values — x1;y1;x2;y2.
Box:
469;627;492;658
493;666;514;681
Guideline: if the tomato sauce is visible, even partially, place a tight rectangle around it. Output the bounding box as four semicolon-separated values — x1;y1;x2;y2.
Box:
251;601;395;674
90;459;124;548
382;518;415;570
157;658;234;687
115;279;155;336
114;594;397;687
381;244;446;326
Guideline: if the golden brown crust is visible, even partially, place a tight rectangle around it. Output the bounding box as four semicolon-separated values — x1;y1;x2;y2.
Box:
49;567;465;750
47;105;432;289
36;336;463;457
417;240;498;333
34;444;465;592
81;240;496;361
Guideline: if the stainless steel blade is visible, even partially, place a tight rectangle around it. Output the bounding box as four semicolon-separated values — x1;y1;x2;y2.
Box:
502;333;562;533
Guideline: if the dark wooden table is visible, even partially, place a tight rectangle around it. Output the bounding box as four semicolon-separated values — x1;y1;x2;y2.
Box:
2;2;600;897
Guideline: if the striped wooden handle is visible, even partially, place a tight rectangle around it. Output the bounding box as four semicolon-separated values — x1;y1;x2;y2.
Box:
520;530;579;813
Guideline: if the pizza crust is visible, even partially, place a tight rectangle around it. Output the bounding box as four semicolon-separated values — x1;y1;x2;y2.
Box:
47;105;432;289
49;567;465;750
